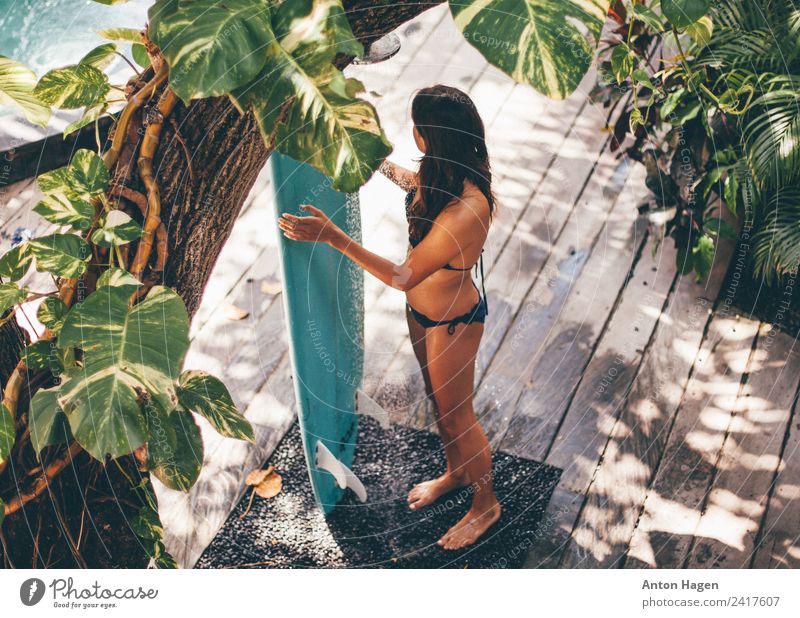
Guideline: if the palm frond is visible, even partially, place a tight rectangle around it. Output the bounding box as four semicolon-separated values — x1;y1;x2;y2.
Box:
752;185;800;283
742;75;800;190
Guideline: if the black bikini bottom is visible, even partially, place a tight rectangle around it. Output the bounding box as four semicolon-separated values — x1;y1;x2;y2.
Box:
406;291;488;335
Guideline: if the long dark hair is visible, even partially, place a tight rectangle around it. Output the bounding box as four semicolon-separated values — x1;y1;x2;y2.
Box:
409;84;496;244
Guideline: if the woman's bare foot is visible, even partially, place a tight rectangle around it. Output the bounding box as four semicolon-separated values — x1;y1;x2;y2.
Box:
437;501;502;550
407;472;470;510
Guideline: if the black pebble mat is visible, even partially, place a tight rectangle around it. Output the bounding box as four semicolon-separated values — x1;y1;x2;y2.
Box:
196;417;562;569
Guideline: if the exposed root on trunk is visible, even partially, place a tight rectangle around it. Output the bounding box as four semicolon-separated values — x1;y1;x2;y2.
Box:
2;442;82;518
103;65;168;171
130;87;179;280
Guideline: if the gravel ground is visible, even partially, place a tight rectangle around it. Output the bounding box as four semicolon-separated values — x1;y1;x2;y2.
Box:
196;417;562;569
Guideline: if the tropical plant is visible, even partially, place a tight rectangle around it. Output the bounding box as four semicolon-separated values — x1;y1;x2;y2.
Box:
0;0;619;566
591;0;800;283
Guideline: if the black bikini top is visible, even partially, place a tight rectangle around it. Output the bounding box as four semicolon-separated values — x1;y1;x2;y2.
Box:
404;186;483;273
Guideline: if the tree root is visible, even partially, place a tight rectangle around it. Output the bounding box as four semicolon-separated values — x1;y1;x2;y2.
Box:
2;442;82;518
103;65;168;171
130;87;179;280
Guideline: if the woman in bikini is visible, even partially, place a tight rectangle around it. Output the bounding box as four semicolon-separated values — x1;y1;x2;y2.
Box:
277;84;500;550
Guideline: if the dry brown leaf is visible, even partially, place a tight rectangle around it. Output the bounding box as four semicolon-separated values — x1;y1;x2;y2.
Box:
260;279;282;295
245;465;274;486
254;470;282;499
223;304;249;320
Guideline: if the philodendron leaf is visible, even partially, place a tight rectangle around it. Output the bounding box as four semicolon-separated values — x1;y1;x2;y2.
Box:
34;64;110;109
21;340;64;373
33;194;95;229
0;282;27;314
97;27;142;43
57;284;190;460
0;55;51;126
662;0;711;29
0;404;15;465
28;233;91;278
37;149;109;201
131;44;151;69
692;233;715;281
448;0;611;100
148;0;275;103
0;244;33;281
28;387;71;456
80;42;118;70
177;370;255;442
38;297;69;333
96;266;141;289
91;210;143;247
148;408;203;492
230;0;391;192
64;101;108;138
70;149;109;197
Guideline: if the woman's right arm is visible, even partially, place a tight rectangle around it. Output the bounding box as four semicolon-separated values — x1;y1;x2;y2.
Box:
378;159;417;191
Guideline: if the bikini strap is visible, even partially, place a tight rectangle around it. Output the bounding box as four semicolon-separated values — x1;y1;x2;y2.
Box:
476;248;487;315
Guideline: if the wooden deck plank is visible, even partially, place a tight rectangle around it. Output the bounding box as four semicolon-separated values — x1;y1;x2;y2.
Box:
520;227;676;569
473;122;631;441
684;326;800;568
496;163;649;458
542;226;678;487
558;235;741;568
564;220;731;566
620;312;761;569
751;376;800;568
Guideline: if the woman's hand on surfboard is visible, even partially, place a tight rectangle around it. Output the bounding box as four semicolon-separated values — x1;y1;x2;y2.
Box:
278;205;344;246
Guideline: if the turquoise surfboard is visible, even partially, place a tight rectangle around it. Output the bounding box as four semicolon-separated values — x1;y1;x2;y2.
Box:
269;152;364;513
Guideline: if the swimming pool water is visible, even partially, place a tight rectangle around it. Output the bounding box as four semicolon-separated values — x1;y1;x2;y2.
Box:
0;0;151;115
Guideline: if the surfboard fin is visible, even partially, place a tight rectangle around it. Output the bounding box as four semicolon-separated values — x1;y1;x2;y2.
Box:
356;389;390;429
315;441;367;503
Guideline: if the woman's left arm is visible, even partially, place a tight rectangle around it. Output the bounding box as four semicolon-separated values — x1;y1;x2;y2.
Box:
278;204;466;292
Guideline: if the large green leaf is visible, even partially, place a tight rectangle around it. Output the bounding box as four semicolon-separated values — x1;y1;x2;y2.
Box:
28;233;91;278
21;340;63;373
97;27;142;43
70;149;109;197
0;404;15;466
80;43;118;70
448;0;611;100
37;149;109;201
28;387;71;456
0;56;51;126
230;0;391;192
148;0;275;103
0;282;27;314
37;297;69;333
91;210;143;247
64;101;109;138
0;244;33;281
148;408;203;492
177;370;255;442
57;284;190;460
33;194;95;229
662;0;711;29
33;64;109;109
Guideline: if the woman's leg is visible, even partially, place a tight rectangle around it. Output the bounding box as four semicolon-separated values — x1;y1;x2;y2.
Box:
406;305;470;510
424;321;501;550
